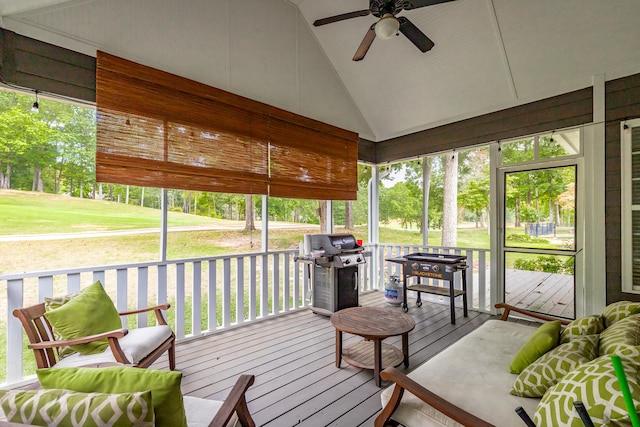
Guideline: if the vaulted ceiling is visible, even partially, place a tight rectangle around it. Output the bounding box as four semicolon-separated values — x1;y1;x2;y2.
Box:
1;0;639;146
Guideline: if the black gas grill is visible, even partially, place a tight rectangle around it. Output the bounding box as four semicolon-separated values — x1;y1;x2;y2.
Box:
307;234;366;315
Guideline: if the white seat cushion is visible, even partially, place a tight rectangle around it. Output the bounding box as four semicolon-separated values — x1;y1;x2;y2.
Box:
55;325;172;368
380;320;541;427
183;396;239;427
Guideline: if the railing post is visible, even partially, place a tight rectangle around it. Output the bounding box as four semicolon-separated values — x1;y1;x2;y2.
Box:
283;254;290;312
207;260;217;331
7;279;24;384
249;256;257;321
272;253;280;315
137;267;148;327
116;269;128;328
222;258;231;327
236;257;244;325
192;261;202;335
175;263;186;339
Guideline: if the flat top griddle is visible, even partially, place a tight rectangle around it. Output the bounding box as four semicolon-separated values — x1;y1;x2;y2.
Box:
387;252;467;265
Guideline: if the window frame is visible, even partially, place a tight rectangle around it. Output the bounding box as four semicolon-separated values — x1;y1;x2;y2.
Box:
621;118;640;293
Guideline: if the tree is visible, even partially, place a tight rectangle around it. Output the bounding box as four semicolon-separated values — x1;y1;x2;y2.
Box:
459;179;489;227
442;152;458;247
0;107;56;190
244;194;255;231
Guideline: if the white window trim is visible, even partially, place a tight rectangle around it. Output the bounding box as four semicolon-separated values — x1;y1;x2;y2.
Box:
621;118;640;293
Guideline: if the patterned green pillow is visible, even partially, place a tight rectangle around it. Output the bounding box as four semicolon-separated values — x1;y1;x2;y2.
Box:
599;314;640;356
511;334;599;397
44;291;82;359
510;320;562;374
0;388;154;427
601;301;640;328
534;353;640;427
560;315;604;344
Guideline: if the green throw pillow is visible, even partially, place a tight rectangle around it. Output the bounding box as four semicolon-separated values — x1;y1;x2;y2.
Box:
0;388;154;427
599;313;640;357
534;353;640;426
560;315;604;344
44;291;82;359
510;320;562;374
601;301;640;328
511;334;599;397
37;366;187;427
44;281;122;355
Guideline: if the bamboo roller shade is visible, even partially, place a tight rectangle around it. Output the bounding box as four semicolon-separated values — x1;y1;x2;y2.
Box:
96;51;358;200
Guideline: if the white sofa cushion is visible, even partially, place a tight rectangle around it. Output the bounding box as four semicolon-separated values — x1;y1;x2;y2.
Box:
380;319;541;427
54;325;172;368
183;396;239;427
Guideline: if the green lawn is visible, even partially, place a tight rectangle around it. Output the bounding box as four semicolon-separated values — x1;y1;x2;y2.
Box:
0;189;217;234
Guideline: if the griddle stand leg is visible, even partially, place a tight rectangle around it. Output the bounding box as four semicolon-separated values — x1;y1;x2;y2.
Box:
462;268;468;318
401;274;408;313
449;278;456;325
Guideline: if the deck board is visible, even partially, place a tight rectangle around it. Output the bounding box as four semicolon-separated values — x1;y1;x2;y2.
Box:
151;291;492;426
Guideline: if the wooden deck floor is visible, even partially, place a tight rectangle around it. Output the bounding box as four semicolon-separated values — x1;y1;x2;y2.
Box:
151;291;492;427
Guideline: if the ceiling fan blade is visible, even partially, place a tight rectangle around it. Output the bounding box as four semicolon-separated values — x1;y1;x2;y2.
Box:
398;17;434;52
353;25;376;61
313;10;371;26
402;0;457;10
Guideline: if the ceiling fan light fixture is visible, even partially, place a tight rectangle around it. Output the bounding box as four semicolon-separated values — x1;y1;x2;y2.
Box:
374;13;399;40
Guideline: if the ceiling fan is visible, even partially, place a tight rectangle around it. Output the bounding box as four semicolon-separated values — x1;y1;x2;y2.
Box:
313;0;456;61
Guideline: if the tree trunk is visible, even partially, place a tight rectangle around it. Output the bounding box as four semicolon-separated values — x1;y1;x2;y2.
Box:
32;167;43;192
318;201;327;232
3;163;9;189
345;201;354;230
125;185;130;204
108;184;113;201
54;170;60;194
442;152;458;247
245;195;256;231
80;181;84;198
140;187;145;207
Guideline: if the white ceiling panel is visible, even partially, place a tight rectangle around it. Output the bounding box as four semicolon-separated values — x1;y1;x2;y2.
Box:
494;0;640;100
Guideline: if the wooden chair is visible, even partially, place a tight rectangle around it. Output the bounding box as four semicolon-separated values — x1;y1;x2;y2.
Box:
12;302;176;370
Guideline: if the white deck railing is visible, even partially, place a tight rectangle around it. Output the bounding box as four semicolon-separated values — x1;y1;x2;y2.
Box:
0;244;490;386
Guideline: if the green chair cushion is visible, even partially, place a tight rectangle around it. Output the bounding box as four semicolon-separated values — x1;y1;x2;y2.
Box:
601;301;640;328
534;352;640;426
511;334;599;397
37;366;187;427
560;315;604;344
0;388;154;427
44;281;122;355
599;313;640;357
510;320;562;374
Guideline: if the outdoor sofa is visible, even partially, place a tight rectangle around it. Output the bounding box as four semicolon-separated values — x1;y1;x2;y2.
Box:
376;301;640;427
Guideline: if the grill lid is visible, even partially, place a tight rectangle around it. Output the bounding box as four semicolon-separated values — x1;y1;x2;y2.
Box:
310;233;361;256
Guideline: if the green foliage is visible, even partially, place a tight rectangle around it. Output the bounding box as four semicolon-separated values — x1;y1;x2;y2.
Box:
514;256;574;274
506;233;549;244
518;204;543;223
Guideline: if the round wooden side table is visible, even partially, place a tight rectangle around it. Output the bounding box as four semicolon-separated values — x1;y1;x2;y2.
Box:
330;306;415;387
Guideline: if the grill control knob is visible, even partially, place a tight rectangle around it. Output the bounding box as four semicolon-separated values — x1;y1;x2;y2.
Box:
356;257;362;263
344;258;351;265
